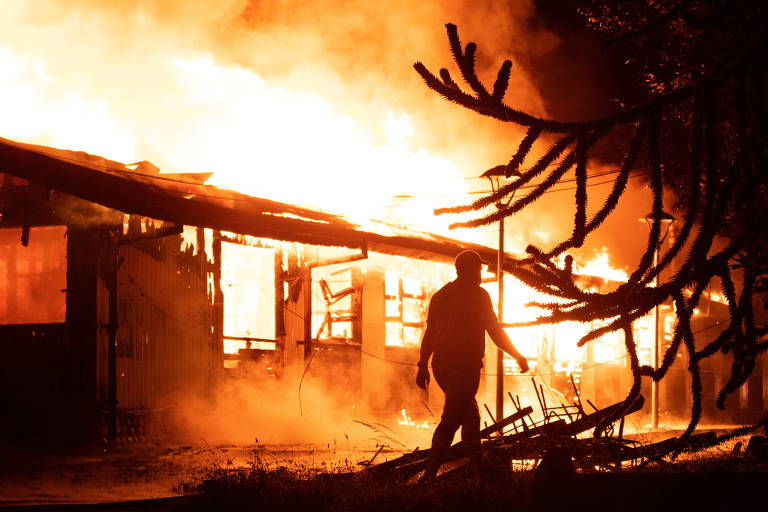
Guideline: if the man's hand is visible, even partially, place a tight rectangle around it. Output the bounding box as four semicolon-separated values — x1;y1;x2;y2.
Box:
516;356;530;373
416;365;430;389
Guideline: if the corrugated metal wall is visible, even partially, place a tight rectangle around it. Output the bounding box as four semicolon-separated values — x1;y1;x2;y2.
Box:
115;227;219;411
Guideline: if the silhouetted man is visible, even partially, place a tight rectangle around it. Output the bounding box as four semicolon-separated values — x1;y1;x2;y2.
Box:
416;250;529;482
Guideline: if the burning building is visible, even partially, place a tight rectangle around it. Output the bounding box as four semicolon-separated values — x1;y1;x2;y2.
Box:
2;134;762;449
0;136;509;445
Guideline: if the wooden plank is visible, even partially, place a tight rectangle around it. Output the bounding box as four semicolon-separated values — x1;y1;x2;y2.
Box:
480;406;533;438
367;396;646;480
366;406;534;474
369;418;571;481
556;395;645;437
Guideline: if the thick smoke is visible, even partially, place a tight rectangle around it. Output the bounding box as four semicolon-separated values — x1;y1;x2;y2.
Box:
169;363;433;450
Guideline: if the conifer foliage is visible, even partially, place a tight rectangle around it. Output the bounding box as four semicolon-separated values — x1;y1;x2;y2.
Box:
415;1;767;453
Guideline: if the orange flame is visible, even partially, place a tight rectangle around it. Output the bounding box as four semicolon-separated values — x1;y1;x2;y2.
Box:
397;409;430;429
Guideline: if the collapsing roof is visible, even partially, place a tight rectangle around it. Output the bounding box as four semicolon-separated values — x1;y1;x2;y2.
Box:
0;136;517;268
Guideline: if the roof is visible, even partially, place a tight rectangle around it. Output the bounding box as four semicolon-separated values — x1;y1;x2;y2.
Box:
0;136;520;269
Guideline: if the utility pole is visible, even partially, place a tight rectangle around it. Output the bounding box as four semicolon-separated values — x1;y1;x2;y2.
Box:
481;164;521;423
496;215;505;422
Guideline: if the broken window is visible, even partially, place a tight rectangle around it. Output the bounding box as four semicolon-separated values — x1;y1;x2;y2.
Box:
384;270;428;347
221;243;276;355
0;226;66;324
312;266;360;343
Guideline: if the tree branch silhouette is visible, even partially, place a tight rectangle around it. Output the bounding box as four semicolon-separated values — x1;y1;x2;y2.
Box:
416;12;767;457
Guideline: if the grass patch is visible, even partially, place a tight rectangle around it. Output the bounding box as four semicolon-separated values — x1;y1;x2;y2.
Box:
177;437;767;512
177;446;535;512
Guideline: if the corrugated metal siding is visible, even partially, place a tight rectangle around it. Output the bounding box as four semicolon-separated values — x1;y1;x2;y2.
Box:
116;227;218;410
96;266;110;405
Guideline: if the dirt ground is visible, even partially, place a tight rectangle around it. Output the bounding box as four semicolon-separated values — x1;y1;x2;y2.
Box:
0;442;398;508
0;425;762;511
0;404;434;509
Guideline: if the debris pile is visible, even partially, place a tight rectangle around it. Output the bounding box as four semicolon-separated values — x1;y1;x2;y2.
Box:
363;379;717;482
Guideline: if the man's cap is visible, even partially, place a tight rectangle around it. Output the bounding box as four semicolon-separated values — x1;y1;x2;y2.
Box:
454;250;488;271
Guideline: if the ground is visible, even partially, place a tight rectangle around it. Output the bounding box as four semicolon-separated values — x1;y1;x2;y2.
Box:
0;442;399;509
1;428;766;511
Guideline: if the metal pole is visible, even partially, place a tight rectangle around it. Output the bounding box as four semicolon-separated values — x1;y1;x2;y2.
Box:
496;216;504;422
651;247;659;430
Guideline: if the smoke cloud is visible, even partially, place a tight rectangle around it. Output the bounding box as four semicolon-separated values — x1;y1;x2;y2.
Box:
0;1;567;241
169;364;432;450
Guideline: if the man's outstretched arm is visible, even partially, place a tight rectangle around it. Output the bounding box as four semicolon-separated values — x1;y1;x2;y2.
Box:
482;292;529;372
486;319;528;372
486;321;529;372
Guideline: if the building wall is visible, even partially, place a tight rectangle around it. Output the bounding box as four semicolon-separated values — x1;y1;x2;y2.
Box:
112;226;219;438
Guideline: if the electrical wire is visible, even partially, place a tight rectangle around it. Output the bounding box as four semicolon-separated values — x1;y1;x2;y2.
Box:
459;146;636;182
356;345;628;376
387;172;644;203
462;164;635;184
297;344;318;417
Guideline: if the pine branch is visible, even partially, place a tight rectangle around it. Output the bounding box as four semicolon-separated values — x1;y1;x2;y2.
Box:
416;18;768;444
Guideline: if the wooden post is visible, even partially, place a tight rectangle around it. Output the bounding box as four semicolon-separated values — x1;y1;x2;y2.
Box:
212;231;224;384
106;227;119;442
302;264;313;363
496;216;505;422
274;247;285;378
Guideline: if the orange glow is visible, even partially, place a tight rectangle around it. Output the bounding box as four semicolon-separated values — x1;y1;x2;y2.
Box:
383;261;448;348
0;226;67;324
0;1;689;410
0;10;479;238
303;246;640;374
488;248;634;374
706;291;728;304
572;247;629;283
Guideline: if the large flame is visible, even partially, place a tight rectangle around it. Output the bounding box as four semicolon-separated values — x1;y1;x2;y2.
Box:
0;0;561;242
0;44;473;234
1;1;674;393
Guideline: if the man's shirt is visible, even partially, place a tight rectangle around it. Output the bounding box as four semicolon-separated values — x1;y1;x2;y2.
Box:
421;279;498;371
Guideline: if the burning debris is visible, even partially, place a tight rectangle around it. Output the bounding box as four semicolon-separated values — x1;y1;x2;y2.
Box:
361;380;716;485
396;409;431;430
